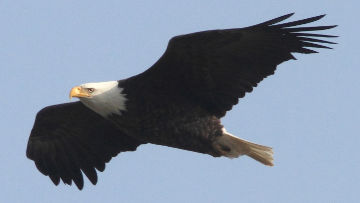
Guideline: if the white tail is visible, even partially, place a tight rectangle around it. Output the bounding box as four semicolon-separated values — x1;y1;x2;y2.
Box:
214;128;274;166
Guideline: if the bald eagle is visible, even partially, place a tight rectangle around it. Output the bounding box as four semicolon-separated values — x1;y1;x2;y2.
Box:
26;13;337;189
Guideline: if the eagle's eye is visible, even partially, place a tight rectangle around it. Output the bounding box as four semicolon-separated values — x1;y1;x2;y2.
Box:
87;88;95;93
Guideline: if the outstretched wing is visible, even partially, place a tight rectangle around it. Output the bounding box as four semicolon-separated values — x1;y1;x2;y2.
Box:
26;102;144;190
128;13;337;117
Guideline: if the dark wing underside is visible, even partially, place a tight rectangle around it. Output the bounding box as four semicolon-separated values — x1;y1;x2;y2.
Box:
125;13;337;117
26;102;144;190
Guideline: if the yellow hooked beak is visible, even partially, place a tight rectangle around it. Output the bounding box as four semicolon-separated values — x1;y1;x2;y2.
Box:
69;86;91;99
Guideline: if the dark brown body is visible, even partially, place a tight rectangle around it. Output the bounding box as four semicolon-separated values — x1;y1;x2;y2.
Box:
114;78;224;157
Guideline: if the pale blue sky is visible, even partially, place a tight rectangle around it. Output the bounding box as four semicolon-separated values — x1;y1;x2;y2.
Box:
1;0;358;202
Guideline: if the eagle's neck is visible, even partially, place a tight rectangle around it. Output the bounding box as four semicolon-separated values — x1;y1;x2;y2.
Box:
80;81;127;118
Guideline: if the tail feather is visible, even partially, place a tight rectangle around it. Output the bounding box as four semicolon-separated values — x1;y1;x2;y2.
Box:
245;141;274;166
215;128;274;166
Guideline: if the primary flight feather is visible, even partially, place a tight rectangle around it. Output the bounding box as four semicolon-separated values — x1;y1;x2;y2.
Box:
26;13;337;189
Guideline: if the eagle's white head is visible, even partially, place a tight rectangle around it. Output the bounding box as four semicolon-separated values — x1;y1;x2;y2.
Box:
69;81;127;117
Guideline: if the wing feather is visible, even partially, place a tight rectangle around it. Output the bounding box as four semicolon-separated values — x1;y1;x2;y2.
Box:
27;102;144;189
272;14;326;27
127;13;337;117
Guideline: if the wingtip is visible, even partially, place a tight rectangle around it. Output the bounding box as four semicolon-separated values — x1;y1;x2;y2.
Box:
49;175;60;186
310;14;326;22
317;14;326;19
279;12;295;20
254;13;295;27
76;183;84;190
286;12;295;17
